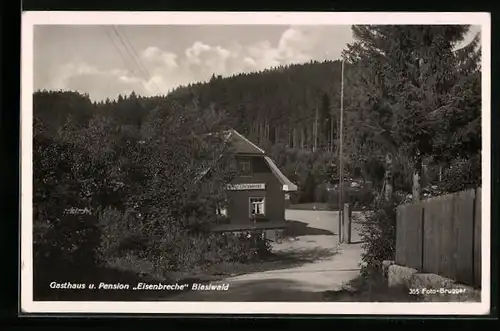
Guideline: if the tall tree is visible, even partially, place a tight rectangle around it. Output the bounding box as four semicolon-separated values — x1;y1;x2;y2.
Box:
319;92;333;150
343;25;474;202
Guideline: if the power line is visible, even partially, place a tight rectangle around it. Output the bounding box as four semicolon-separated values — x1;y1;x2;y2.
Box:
116;26;161;94
110;26;148;78
111;26;162;95
104;26;161;96
102;26;150;95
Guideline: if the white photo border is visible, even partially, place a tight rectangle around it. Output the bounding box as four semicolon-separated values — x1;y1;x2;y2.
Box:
20;11;492;315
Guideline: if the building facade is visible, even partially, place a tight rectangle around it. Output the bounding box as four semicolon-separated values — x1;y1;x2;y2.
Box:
203;130;298;241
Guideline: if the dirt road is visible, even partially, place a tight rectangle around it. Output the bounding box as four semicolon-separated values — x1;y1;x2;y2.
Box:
169;209;364;301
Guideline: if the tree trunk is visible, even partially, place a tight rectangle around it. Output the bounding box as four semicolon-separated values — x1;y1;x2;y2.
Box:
292;127;297;148
384;152;393;202
300;127;305;149
265;120;269;141
312;121;315;151
262;121;265;144
329;114;334;152
412;153;422;203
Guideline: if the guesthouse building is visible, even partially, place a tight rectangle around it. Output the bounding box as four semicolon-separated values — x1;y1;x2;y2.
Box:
199;129;298;241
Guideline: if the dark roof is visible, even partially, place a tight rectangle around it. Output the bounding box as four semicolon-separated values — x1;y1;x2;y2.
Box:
196;129;298;192
263;156;298;192
226;130;265;155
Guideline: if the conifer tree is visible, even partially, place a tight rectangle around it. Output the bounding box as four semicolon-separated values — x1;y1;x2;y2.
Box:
342;25;477;201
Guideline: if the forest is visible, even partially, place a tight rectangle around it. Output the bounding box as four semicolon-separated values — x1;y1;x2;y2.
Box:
32;25;482;297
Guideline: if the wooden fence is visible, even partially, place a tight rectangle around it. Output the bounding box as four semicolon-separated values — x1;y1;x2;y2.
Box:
395;187;482;288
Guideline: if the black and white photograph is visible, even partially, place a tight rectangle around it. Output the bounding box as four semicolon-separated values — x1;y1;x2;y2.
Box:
21;12;491;315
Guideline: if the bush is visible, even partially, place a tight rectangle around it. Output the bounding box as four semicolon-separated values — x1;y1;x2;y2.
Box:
327;188;375;210
350;189;375;208
223;232;273;263
96;207;147;263
358;201;397;272
314;183;329;203
96;206;273;277
33;132;102;273
441;155;481;193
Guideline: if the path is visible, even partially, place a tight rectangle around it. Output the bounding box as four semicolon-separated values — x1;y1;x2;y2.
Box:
169;209;365;301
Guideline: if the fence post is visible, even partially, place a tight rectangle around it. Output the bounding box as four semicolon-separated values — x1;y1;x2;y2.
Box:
343;203;352;244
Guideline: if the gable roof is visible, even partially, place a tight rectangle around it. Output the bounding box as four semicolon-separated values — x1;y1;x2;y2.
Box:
196;129;297;192
263;156;298;192
228;130;266;154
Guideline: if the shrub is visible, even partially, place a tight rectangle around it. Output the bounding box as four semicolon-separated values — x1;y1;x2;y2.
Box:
441;155;481;193
96;207;147;263
358;201;397;272
314;183;329;203
33;132;102;273
327;187;375;210
97;206;273;277
349;189;375;209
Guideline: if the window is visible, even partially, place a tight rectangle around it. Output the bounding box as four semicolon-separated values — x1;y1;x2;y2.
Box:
216;199;228;217
249;197;265;217
216;206;227;217
239;160;252;176
228;157;237;173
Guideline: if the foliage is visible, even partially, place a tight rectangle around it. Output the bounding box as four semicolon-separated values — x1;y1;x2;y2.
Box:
327;185;375;210
33;91;272;290
358;201;398;271
440;155;482;193
33;128;102;269
338;25;481;272
96;205;271;274
168;61;343;151
342;25;481;194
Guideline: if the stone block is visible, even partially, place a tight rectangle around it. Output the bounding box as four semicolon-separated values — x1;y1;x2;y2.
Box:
387;264;418;288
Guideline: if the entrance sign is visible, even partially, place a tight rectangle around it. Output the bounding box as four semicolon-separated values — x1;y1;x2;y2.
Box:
226;183;265;191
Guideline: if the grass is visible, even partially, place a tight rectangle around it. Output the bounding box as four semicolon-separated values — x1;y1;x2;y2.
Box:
322;270;422;302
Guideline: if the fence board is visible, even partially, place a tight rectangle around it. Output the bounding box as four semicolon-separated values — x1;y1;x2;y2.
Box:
395;206;406;265
396;203;423;270
422;197;438;273
439;194;455;279
396;187;481;287
423;194;454;275
452;189;476;284
474;187;482;288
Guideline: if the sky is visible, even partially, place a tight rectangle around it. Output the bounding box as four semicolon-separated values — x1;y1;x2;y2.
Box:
33;24;481;102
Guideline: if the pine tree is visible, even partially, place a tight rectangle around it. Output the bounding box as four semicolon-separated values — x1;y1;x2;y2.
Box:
343;25;473;201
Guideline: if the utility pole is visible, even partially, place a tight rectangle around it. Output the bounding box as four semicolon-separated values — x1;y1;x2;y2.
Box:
338;59;345;244
313;103;318;152
329;108;334;153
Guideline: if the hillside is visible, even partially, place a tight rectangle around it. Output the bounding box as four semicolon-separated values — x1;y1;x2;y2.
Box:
167;60;345;153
